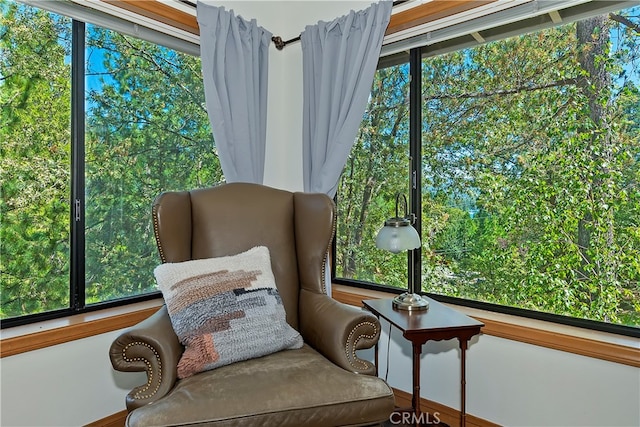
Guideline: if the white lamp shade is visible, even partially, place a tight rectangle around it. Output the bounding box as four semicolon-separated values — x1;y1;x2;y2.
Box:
375;224;421;254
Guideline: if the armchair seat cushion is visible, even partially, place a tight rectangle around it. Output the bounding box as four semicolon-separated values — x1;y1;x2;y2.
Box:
126;344;395;427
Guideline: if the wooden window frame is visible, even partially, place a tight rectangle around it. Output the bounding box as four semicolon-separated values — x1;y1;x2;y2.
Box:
1;285;638;367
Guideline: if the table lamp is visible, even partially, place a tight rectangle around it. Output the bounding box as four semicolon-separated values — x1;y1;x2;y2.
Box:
375;193;429;311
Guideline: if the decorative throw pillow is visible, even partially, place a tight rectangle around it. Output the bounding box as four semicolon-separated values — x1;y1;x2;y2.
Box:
154;246;303;379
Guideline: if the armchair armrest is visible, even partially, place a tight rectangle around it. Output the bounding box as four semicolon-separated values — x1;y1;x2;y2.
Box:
109;305;183;411
299;289;380;375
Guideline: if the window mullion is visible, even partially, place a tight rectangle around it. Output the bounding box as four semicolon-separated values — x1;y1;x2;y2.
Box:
409;47;422;292
70;20;86;312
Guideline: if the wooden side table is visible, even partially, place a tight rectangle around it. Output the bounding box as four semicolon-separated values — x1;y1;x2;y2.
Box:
363;297;483;427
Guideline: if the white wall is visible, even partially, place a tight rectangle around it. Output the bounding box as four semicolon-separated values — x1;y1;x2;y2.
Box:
2;2;639;426
377;322;640;427
0;331;146;426
2;317;638;426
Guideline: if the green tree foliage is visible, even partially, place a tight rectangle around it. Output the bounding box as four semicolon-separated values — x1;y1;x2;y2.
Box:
1;1;221;319
337;8;640;327
1;2;72;317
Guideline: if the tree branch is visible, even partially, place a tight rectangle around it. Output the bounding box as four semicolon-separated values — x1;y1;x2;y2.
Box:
425;78;579;101
609;13;640;35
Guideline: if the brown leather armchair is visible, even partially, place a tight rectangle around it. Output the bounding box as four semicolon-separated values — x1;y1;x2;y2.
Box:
110;183;395;426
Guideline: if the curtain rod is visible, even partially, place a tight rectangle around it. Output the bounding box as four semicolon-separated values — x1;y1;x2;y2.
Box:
184;0;407;51
270;1;406;50
272;35;301;50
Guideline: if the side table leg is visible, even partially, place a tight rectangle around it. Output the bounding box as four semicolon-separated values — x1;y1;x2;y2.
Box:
412;341;422;422
459;339;468;427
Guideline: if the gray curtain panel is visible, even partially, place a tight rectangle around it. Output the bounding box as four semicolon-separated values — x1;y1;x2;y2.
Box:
197;3;272;184
301;1;392;198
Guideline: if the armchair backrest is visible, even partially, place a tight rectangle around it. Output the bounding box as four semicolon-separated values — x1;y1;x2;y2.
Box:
151;182;336;330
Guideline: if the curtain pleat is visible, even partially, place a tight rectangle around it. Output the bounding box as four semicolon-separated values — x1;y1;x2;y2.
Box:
197;4;272;184
301;1;393;198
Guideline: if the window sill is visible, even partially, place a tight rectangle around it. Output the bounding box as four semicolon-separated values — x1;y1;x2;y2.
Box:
0;299;164;358
332;284;640;368
1;285;638;368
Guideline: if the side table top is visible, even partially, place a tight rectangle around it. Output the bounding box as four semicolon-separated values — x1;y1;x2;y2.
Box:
362;297;484;336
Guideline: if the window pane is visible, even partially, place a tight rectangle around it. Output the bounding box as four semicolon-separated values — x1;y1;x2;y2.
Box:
335;62;410;289
421;8;640;327
84;25;221;304
1;3;72;319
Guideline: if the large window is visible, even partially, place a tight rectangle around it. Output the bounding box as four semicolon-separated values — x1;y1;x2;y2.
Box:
1;0;221;325
335;6;640;334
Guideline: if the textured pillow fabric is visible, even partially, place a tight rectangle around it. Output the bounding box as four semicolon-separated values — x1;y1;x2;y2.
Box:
154;246;303;379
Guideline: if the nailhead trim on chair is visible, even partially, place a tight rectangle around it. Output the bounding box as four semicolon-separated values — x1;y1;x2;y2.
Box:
151;204;166;263
122;341;163;400
346;321;378;371
321;203;338;295
321;253;329;295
